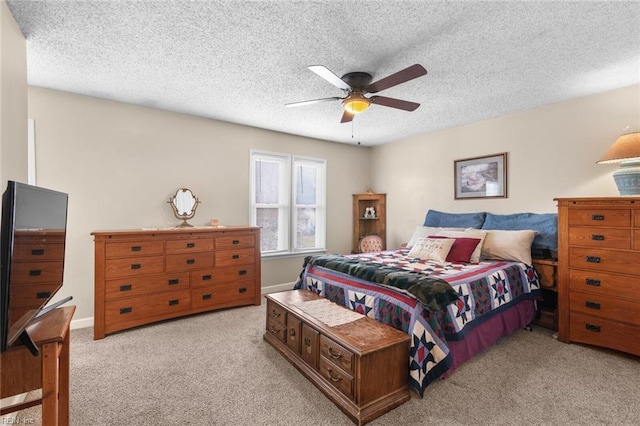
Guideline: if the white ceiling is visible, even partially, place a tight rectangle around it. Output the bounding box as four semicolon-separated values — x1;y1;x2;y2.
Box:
6;0;640;146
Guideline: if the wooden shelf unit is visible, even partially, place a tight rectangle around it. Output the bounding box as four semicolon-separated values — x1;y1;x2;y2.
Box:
352;193;386;253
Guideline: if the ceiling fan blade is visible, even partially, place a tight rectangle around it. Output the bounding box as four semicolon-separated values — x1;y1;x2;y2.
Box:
370;96;420;111
366;64;427;94
309;65;351;91
340;110;354;123
285;97;342;107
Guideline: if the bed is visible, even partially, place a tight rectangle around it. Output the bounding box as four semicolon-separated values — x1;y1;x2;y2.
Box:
293;209;557;397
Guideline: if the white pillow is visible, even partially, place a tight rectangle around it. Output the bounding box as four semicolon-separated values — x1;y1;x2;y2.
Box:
435;228;487;263
406;225;464;248
407;237;455;263
480;229;538;265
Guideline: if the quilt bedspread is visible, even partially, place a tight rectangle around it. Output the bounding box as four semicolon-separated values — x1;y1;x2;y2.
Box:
293;249;541;397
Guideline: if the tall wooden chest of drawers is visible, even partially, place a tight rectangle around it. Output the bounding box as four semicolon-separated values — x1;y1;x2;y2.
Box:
555;197;640;356
92;226;261;339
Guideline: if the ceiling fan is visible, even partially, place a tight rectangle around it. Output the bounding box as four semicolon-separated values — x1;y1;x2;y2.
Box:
286;64;427;123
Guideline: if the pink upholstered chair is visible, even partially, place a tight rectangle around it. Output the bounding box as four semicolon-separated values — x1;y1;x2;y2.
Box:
358;235;383;253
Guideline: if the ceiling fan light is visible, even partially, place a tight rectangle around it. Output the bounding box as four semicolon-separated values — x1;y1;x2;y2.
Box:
343;96;370;114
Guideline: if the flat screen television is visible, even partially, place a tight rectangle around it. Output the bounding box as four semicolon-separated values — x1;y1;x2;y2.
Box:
1;180;68;353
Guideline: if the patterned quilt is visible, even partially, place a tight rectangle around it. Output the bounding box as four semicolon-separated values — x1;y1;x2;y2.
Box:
294;249;541;397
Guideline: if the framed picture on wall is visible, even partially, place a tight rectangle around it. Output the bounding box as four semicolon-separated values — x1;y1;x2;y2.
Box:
454;153;507;199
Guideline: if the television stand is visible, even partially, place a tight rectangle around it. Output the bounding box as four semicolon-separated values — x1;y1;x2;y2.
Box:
1;306;75;425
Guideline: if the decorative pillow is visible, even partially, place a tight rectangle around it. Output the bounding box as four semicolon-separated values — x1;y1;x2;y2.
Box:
406;225;465;248
480;229;538;265
481;212;558;251
429;236;482;263
407;237;455;263
435;228;487;263
423;209;486;229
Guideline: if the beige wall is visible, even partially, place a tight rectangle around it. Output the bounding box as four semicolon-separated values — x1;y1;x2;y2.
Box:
371;84;640;248
0;0;28;184
27;87;372;324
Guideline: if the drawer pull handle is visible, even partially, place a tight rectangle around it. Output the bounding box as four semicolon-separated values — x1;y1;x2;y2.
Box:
270;325;280;334
591;234;605;241
585;256;601;263
186;242;195;248
131;246;141;252
591;214;604;221
131;264;141;270
202;274;212;281
304;337;311;347
232;240;240;245
31;249;45;256
202;293;212;300
585;278;601;286
168;299;179;306
238;270;247;276
120;307;132;314
29;269;42;276
186;259;195;265
232;254;240;259
239;287;247;293
36;291;51;299
326;367;342;382
289;328;296;337
585;301;601;310
585;323;601;333
271;310;281;318
327;347;342;359
168;278;180;285
119;284;132;291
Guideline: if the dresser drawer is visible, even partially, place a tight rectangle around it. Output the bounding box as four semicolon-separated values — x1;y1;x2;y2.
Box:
165;251;214;272
215;248;255;267
216;235;255;250
13;242;64;262
319;356;354;399
569;269;640;302
11;283;59;308
568;209;631;227
286;314;302;354
104;290;190;331
165;238;213;254
301;324;319;369
635;230;640;250
105;272;189;301
190;265;255;287
267;300;286;327
105;255;164;279
10;261;64;284
568;227;631;249
266;316;286;343
320;335;354;373
569;312;640;356
191;280;255;310
569;291;640;326
568;247;640;275
105;240;164;258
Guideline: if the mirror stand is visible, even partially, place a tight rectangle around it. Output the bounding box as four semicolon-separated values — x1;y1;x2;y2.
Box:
167;188;201;227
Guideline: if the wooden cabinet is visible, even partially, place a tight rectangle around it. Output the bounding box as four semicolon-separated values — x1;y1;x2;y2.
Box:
93;226;261;339
264;290;409;426
532;258;558;330
555;197;640;356
352;193;386;253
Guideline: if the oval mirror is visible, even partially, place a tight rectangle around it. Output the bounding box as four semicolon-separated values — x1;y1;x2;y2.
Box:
167;188;201;227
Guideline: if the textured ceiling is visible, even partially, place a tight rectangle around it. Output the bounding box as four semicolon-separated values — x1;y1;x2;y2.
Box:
6;0;640;146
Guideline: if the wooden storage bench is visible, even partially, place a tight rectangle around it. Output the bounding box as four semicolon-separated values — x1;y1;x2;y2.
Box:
264;290;410;425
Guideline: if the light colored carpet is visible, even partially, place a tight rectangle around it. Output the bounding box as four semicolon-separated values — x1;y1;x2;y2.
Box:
11;297;640;425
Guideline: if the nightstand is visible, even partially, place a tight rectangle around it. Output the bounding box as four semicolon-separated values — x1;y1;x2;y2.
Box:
532;258;558;330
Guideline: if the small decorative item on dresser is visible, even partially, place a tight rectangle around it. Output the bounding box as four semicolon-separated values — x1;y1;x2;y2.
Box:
168;188;200;227
597;132;640;195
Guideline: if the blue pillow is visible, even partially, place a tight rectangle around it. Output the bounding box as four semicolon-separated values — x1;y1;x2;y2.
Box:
481;212;558;251
423;210;486;229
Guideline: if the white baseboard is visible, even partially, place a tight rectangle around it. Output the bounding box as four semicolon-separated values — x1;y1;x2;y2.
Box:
71;316;93;330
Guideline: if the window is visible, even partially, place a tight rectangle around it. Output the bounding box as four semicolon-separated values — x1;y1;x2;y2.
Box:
250;150;326;256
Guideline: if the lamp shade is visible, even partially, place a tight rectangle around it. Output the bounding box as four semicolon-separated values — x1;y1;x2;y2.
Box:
597;132;640;196
342;95;370;114
596;132;640;164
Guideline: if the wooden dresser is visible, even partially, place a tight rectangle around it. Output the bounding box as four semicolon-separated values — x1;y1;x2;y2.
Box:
555;197;640;356
264;290;410;426
92;226;261;339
